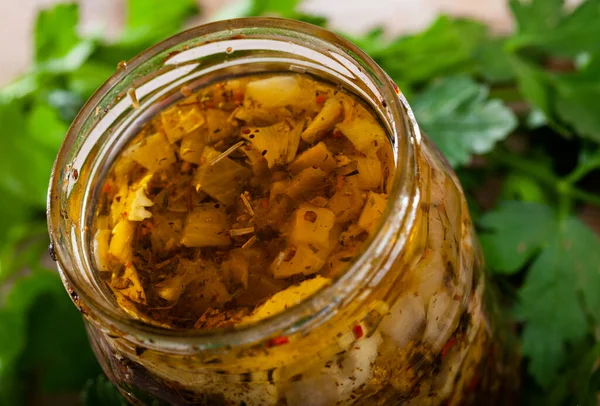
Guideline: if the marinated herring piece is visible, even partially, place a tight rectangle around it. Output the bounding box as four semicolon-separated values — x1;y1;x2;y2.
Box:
92;73;392;329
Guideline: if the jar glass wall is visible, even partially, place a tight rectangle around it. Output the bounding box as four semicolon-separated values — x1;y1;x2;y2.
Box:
47;18;517;406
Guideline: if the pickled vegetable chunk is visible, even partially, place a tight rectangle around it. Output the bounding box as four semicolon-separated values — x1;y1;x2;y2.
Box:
92;73;393;329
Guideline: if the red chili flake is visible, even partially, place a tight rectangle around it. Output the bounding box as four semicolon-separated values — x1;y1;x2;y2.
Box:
391;81;400;94
316;94;328;104
242;127;251;135
352;325;364;339
233;92;244;103
304;210;317;223
267;336;289;347
441;337;457;359
226;46;233;54
261;198;269;209
467;373;480;392
72;169;79;180
102;183;113;194
333;130;342;139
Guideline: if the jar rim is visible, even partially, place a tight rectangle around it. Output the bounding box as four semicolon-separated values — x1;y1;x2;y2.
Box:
47;17;421;351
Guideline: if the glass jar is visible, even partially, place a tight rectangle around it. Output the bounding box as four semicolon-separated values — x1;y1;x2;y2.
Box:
47;17;518;406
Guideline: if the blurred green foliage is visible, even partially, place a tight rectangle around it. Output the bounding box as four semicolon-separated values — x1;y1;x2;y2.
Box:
0;0;599;404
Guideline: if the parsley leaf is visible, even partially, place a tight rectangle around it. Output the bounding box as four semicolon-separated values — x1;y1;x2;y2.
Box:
0;224;48;283
214;0;327;26
510;53;600;142
510;0;564;37
67;61;116;98
475;37;515;83
27;103;69;150
20;280;101;391
0;309;26;405
553;54;600;142
249;0;300;15
479;201;555;273
411;76;517;166
481;201;600;387
517;215;600;387
1;270;98;402
120;0;199;46
510;56;552;116
0;101;54;208
34;3;95;74
511;0;600;56
34;4;80;63
374;17;487;87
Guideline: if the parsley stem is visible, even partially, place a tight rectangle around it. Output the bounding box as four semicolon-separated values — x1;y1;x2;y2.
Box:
565;186;600;207
490;150;600;207
490;149;557;185
557;192;571;221
562;152;600;185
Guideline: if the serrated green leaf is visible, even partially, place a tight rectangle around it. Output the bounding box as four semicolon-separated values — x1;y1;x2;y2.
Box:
0;310;26;374
21;283;100;391
511;0;600;56
214;0;327;25
211;0;255;20
0;271;62;403
479;201;556;273
68;62;116;98
0;223;48;283
0;101;55;208
34;3;80;63
515;215;600;387
564;217;600;324
412;76;517;166
510;56;551;116
475;37;515;83
1;270;101;395
0;74;38;103
375;17;487;86
120;0;199;46
342;28;388;59
46;89;85;122
0;310;26;406
82;375;128;406
27;103;69;150
510;0;564;36
250;0;300;15
552;54;600;142
511;52;600;142
0;189;30;245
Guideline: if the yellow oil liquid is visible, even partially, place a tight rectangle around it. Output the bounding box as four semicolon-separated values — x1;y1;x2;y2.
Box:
92;73;394;330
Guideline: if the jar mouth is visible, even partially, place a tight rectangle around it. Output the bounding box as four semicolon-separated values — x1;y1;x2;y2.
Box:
47;17;421;351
